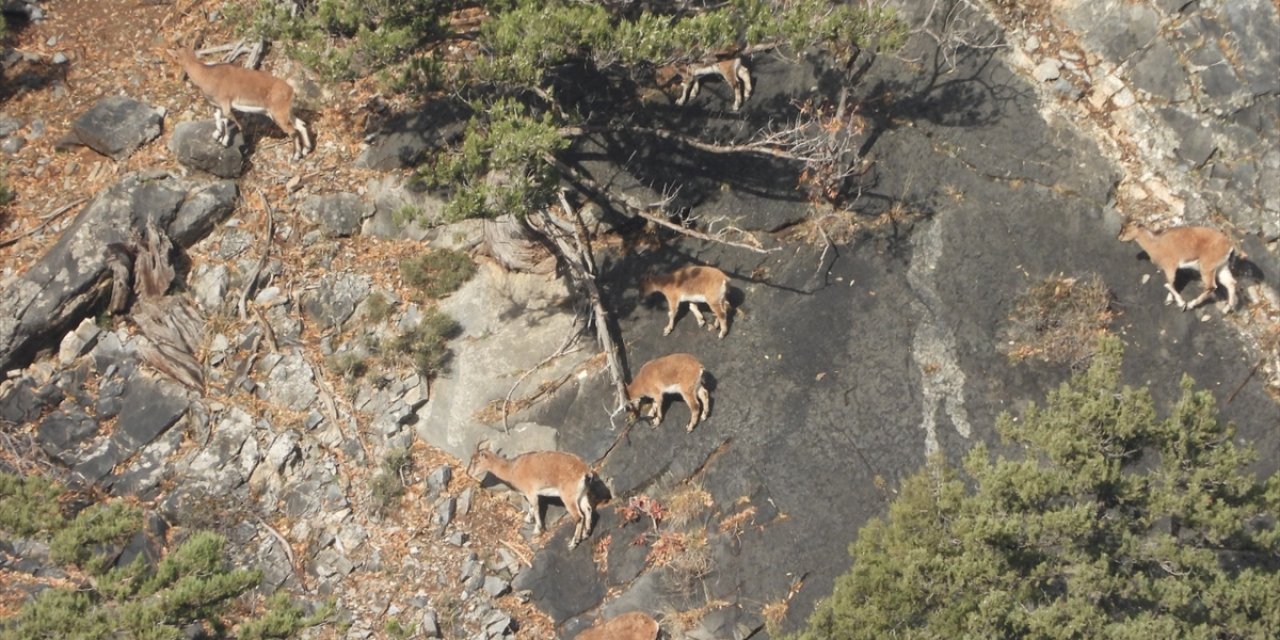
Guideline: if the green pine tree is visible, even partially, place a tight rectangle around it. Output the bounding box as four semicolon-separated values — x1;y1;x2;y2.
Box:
792;336;1280;639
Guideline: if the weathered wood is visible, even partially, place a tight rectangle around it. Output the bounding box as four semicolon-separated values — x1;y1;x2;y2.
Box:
483;214;553;273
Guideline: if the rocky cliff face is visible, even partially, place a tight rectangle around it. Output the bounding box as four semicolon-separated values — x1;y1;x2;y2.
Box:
1;1;1277;639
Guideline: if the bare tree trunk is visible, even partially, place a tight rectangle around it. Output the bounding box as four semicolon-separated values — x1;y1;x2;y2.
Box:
528;194;630;411
483;214;554;273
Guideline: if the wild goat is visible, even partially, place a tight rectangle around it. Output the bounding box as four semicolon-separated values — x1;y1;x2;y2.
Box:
619;353;711;433
575;611;660;640
468;447;596;549
1117;220;1238;313
170;47;312;161
641;265;733;339
670;55;754;112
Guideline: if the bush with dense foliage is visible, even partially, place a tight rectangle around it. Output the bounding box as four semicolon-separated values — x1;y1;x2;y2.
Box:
399;249;477;298
0;472;331;639
792;336;1280;639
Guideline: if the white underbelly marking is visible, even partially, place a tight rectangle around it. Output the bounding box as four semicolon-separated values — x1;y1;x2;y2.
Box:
231;102;269;114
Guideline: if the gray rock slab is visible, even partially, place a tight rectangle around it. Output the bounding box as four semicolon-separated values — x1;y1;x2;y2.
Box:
413;263;587;459
301;272;371;329
513;28;1280;634
261;352;319;412
357;99;471;170
0;378;51;424
109;416;187;498
0;114;21;138
113;376;188;451
168;120;247;178
483;575;510;598
301;193;371;238
1061;0;1160;61
1127;39;1190;103
1222;0;1280;97
70;95;163;160
36;408;99;461
425;464;451;499
1;136;25;154
363;175;444;238
180;407;260;495
512;537;605;624
0;173;235;373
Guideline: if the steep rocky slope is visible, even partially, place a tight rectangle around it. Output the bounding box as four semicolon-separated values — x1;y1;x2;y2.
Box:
1;1;1277;639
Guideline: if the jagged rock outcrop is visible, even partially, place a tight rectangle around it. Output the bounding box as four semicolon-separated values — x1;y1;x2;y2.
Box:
0;172;236;373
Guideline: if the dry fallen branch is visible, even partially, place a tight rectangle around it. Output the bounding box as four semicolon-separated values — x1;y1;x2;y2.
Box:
916;0;1007;70
239;188;276;321
548;155;775;254
0;197;89;248
255;514;299;578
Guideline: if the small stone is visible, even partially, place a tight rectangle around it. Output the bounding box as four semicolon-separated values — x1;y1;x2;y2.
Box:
265;430;302;473
52;53;69;65
2;136;25;154
460;552;480;584
435;496;456;530
1032;59;1061;82
1111;87;1136;108
58;318;102;365
463;571;484;594
496;548;517;573
446;531;469;546
484;612;513;637
304;410;325;430
0;115;21;138
1025;35;1040;51
337;523;368;552
425;464;452;498
254;286;286;308
457;487;473;516
483;575;510;598
1051;79;1083;101
420;611;441;638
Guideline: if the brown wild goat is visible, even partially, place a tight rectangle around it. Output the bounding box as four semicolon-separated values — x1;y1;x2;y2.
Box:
1117;219;1239;313
468;447;596;549
575;611;660;640
170;47;312;161
640;265;734;339
663;55;754;111
618;353;711;433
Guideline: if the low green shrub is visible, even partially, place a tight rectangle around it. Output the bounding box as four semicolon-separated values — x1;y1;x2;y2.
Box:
0;472;66;536
391;308;462;378
50;501;143;572
399;249;477;299
238;591;337;640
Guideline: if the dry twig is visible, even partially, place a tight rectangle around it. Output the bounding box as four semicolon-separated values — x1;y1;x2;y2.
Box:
0;197;88;248
239;188;276;321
